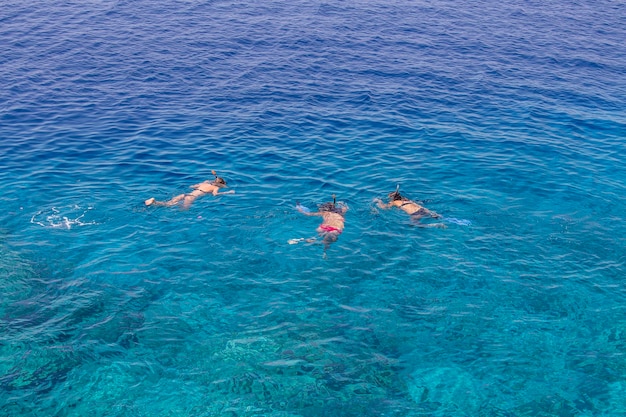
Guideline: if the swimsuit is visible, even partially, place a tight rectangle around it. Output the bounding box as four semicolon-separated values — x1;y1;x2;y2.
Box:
320;224;342;234
410;208;429;217
190;188;209;196
399;201;427;216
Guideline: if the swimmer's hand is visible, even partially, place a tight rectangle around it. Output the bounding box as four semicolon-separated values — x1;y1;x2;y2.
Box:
296;202;311;213
373;198;386;209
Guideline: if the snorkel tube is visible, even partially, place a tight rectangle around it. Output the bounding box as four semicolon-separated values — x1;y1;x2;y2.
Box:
331;194;349;213
211;169;227;187
299;194;347;214
388;184;402;201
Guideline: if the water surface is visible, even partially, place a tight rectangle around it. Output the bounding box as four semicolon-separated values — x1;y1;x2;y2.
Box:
1;0;626;415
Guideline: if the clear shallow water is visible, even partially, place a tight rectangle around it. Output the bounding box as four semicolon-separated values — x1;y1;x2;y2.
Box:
1;0;626;415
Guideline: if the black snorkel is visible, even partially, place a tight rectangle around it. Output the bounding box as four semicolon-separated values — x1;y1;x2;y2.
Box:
211;169;227;187
319;194;343;213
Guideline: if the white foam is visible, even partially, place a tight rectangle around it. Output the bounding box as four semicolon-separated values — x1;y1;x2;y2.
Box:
30;205;98;230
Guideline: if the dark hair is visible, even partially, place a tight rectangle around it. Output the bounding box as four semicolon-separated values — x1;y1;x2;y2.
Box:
388;191;404;201
320;202;346;214
213;177;227;187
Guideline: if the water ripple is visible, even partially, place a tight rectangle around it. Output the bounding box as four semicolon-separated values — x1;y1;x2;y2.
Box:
1;0;626;415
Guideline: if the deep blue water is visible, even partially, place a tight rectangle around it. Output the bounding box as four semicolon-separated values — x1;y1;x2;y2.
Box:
1;0;626;416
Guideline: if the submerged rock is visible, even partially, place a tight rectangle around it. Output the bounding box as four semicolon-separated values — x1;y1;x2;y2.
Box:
407;366;484;416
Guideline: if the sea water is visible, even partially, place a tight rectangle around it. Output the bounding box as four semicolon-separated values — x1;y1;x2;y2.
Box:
1;0;625;416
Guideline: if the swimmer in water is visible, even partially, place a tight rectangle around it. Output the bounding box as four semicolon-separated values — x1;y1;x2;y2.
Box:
144;170;234;210
296;194;348;254
374;185;445;228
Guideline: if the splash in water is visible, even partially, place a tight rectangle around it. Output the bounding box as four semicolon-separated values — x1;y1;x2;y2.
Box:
30;205;98;229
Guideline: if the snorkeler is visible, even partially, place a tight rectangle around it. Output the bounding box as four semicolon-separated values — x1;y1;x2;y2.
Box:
374;185;445;228
144;170;234;210
293;194;348;254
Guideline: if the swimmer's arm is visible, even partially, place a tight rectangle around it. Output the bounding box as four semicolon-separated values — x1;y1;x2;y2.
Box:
297;208;322;216
374;198;392;209
214;189;235;196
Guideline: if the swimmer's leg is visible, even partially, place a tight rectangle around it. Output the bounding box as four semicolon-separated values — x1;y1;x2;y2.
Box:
289;235;319;244
321;233;339;259
412;221;447;229
424;223;447;229
181;195;198;210
411;215;447;228
145;194;186;207
166;194;186;206
429;210;442;219
321;231;339;253
295;231;339;246
323;232;339;245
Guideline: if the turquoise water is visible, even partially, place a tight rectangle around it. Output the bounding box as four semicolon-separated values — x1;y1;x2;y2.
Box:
1;1;626;415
